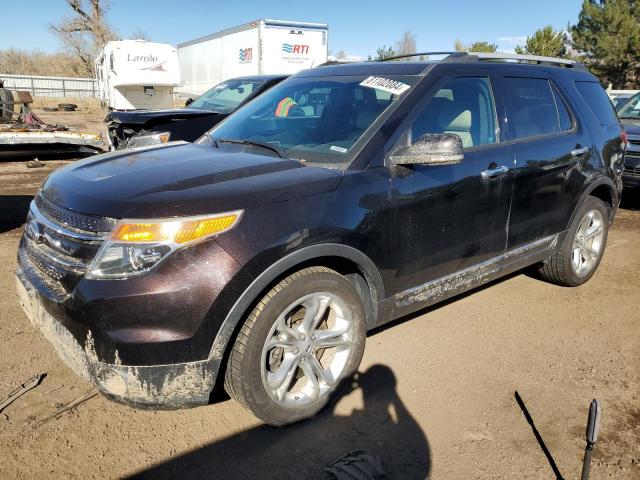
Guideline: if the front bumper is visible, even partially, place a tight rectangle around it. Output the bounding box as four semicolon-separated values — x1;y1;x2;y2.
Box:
15;268;220;409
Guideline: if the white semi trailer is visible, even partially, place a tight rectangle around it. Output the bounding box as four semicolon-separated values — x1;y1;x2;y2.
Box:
95;40;180;110
177;19;328;96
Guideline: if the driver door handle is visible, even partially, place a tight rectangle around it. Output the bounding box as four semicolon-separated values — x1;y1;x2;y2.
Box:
481;165;509;179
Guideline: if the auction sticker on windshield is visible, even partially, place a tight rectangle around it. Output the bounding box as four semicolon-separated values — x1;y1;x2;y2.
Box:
360;76;411;96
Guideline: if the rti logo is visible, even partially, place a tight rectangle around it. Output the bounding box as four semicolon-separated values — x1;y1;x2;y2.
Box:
239;47;253;63
282;43;310;55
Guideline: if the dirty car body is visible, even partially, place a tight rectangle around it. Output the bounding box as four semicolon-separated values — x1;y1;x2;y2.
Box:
106;75;287;150
16;54;625;415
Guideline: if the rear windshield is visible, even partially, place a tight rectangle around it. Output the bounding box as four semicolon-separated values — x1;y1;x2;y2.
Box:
574;81;619;126
188;79;265;113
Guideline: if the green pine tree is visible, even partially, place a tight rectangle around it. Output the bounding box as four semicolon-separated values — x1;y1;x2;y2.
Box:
515;26;566;58
571;0;640;88
455;40;499;53
374;45;396;60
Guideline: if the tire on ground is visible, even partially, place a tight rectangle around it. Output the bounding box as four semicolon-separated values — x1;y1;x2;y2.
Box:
538;195;609;287
224;266;367;426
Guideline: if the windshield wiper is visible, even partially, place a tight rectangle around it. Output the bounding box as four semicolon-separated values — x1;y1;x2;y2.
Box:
619;116;640;120
214;137;283;158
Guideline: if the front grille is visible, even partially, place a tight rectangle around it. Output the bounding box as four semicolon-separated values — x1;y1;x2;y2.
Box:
18;247;70;302
24;237;86;281
623;166;640;177
35;195;117;234
625;150;640;160
19;199;113;297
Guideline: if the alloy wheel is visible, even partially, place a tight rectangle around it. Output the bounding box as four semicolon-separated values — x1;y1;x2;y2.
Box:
571;209;605;278
260;292;355;408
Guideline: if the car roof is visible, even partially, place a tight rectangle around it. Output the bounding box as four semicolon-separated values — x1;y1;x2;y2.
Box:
292;52;595;81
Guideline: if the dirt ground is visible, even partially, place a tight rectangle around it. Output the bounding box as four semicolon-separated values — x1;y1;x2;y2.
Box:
0;108;638;479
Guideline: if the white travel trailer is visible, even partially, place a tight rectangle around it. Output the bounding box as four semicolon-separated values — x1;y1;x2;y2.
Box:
178;19;328;96
95;40;180;110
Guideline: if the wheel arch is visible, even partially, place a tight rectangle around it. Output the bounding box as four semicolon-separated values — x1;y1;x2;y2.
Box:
569;176;619;228
207;243;385;366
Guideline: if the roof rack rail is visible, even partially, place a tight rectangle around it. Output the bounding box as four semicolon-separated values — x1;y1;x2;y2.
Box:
377;51;587;70
467;51;583;68
378;51;462;62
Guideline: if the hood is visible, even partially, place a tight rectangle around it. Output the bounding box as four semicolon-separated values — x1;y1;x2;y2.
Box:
107;108;220;126
621;119;640;136
40;142;342;219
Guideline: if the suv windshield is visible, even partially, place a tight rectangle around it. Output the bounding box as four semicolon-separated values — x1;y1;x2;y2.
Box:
207;74;418;164
188;79;265;113
618;92;640;120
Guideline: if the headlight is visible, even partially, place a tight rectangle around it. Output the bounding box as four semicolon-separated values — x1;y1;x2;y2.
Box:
127;131;171;148
87;210;243;279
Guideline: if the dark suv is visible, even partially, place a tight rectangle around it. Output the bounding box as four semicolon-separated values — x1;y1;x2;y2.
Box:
15;52;625;426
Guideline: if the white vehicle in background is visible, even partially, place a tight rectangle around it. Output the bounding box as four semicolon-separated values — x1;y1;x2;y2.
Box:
177;19;328;96
95;40;180;110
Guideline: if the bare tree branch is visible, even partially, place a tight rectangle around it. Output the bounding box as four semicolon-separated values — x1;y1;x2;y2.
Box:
49;0;117;76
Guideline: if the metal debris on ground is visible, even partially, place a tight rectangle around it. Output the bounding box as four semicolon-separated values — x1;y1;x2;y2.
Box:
0;373;46;415
26;158;44;169
323;450;386;480
31;389;98;428
0;89;105;157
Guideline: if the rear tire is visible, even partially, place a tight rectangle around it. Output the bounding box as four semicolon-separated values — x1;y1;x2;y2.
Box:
538;196;609;286
0;88;14;123
224;267;366;426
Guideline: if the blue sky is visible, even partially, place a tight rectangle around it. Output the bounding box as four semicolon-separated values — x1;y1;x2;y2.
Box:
3;0;584;58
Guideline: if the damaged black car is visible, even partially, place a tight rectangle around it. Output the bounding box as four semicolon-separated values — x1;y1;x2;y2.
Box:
105;75;287;149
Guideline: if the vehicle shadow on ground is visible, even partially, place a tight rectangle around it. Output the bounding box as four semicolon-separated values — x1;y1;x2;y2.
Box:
128;364;431;480
0;194;32;234
620;189;640;211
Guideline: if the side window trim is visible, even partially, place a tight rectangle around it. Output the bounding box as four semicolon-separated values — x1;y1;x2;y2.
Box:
550;82;578;133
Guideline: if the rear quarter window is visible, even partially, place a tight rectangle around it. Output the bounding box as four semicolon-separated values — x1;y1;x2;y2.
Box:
574;81;619;126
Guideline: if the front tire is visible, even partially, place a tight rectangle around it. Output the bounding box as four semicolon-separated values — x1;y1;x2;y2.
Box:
224;267;366;426
538;196;609;286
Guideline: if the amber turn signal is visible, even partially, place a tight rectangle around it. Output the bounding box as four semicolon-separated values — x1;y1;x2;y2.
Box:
111;211;242;244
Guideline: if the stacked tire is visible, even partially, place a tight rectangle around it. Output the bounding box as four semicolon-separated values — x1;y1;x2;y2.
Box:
0;87;14;123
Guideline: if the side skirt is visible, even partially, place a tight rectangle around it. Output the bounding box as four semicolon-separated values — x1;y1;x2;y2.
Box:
386;234;559;322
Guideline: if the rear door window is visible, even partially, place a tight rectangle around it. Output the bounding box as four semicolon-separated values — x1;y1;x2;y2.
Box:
502;77;563;140
574;81;619;126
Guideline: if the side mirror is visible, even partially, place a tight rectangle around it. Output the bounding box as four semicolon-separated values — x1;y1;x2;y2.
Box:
390;133;464;166
185;98;194;107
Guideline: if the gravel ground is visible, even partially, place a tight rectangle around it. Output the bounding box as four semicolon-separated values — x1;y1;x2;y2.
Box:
0;111;638;479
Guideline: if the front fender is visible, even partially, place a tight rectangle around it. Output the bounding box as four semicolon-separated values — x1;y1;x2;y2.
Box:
206;243;385;362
